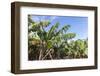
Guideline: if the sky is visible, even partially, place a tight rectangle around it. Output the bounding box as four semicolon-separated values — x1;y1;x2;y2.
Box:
30;15;88;40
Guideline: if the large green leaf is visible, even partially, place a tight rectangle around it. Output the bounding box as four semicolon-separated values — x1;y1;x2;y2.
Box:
48;22;60;39
63;33;76;40
40;20;51;27
47;40;53;49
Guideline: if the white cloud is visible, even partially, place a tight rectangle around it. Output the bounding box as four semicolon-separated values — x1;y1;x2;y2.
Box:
31;16;40;22
40;16;46;21
31;15;58;22
50;16;58;22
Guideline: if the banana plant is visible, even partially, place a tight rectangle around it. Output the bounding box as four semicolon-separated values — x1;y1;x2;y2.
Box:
28;15;88;60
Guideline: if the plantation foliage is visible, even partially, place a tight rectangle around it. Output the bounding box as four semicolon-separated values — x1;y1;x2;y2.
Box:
28;15;88;60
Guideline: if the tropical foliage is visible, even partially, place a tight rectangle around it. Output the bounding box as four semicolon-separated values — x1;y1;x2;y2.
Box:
28;15;88;60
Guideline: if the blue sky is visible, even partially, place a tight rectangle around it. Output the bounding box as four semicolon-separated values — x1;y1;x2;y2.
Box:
31;15;88;40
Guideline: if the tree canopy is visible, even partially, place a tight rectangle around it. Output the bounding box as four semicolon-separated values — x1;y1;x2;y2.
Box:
28;15;88;60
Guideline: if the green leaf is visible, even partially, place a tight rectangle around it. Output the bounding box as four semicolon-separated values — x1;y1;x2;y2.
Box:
47;40;53;49
63;33;76;40
48;22;60;39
